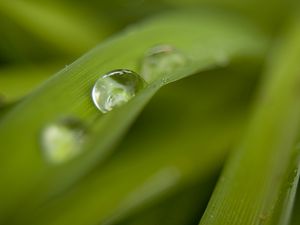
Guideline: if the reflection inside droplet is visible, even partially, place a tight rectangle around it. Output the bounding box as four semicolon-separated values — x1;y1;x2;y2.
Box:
141;44;187;82
92;69;146;113
41;117;86;164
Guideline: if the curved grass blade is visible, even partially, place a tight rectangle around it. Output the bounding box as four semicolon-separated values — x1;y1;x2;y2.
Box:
14;100;245;225
0;0;111;55
8;63;260;225
117;179;215;225
0;9;268;222
199;13;300;225
0;63;61;102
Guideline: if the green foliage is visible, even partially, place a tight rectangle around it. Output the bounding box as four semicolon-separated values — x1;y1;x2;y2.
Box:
0;1;300;225
200;13;300;225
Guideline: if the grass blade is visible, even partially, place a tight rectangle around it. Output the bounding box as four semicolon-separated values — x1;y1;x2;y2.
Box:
199;13;300;225
14;99;244;225
0;0;110;55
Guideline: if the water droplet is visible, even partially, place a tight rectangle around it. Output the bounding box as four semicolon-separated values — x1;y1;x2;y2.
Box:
41;117;86;164
141;44;187;82
92;69;145;113
161;77;170;85
214;51;229;67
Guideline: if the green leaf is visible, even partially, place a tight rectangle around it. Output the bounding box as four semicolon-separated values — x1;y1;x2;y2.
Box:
0;9;268;223
199;13;300;225
13;97;245;225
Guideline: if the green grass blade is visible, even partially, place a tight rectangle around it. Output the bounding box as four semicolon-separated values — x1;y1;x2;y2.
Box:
0;9;268;222
0;63;62;102
117;179;214;225
199;13;300;225
290;186;300;225
14;101;244;225
7;61;260;225
0;0;110;55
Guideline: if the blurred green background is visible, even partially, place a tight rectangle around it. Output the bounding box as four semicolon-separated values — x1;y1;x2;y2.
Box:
1;1;300;225
0;0;297;104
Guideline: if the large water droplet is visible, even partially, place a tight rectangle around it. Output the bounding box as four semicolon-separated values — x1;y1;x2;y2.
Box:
41;117;86;164
141;44;187;82
92;69;145;113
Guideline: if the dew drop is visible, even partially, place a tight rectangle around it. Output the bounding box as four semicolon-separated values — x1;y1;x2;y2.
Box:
92;69;145;113
41;117;86;164
214;51;229;67
141;44;187;82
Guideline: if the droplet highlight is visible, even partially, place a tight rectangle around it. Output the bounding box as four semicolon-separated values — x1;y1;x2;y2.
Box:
141;44;187;82
92;69;145;113
41;117;86;164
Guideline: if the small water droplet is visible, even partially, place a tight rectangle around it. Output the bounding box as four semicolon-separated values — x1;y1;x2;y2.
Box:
161;77;169;85
141;44;187;82
259;213;268;222
92;69;145;113
41;117;86;164
214;51;229;67
63;64;72;73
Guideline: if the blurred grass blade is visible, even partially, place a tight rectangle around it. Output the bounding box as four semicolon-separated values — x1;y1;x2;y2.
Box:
0;0;111;55
14;103;244;225
199;13;300;225
0;9;268;222
117;179;215;225
164;0;296;31
290;185;300;225
0;63;62;102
